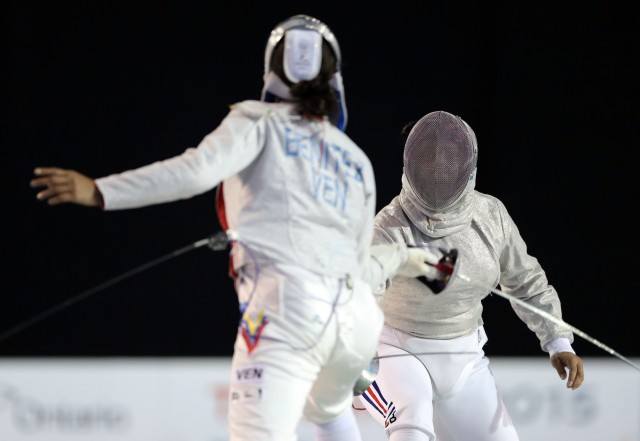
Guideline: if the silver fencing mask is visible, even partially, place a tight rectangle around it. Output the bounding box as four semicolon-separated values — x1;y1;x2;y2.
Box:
403;111;478;213
261;14;348;131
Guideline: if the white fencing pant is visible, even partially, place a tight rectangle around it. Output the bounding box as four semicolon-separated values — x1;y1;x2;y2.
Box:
228;263;384;441
354;324;519;441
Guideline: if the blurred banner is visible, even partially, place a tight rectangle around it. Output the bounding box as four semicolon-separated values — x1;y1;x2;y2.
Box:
0;357;638;440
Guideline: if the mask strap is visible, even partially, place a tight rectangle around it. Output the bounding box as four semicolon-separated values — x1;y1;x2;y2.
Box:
260;71;293;102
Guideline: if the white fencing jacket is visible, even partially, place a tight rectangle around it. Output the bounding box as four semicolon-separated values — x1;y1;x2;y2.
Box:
96;100;407;287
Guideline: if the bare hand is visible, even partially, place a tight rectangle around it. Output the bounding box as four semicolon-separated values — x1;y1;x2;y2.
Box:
550;351;584;390
30;167;103;207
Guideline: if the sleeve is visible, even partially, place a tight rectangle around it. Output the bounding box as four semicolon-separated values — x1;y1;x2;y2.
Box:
544;337;575;356
95;105;266;210
360;204;414;295
367;242;409;295
496;201;575;351
357;164;410;290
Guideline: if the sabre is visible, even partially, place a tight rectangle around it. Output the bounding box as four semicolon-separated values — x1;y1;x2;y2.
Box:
458;273;640;373
0;232;231;345
423;249;640;372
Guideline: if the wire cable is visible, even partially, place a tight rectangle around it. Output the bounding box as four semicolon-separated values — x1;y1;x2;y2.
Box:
4;235;638;375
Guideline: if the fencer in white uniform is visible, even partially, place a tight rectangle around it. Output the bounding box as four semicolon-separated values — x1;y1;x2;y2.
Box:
30;15;444;441
354;111;585;441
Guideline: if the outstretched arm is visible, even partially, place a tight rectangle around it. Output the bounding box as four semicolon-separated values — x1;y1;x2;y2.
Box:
30;104;266;211
31;167;103;207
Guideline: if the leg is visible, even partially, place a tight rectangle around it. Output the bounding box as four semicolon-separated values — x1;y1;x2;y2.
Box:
434;356;519;441
227;265;325;441
356;326;437;440
228;342;317;441
306;276;384;441
314;407;362;441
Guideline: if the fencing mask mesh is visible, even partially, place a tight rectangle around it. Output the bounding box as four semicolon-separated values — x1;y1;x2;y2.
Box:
403;111;478;212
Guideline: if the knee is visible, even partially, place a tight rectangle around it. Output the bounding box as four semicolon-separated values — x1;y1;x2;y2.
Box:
388;425;434;441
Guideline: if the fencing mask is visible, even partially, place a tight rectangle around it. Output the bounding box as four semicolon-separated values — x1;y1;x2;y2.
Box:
403;111;478;213
261;14;348;131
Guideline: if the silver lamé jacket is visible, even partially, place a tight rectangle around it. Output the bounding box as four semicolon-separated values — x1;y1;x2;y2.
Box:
373;181;574;352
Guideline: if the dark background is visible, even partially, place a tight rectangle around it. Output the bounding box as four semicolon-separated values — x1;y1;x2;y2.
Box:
3;2;638;361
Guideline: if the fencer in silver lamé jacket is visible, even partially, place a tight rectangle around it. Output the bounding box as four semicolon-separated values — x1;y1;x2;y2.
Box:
373;180;574;352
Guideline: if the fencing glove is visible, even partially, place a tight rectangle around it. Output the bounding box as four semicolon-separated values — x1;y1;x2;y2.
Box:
369;243;456;295
397;246;440;278
398;246;458;294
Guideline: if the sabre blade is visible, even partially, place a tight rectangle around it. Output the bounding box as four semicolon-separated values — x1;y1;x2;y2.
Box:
458;273;640;373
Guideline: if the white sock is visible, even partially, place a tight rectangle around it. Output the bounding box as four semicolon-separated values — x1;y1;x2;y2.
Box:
314;408;362;441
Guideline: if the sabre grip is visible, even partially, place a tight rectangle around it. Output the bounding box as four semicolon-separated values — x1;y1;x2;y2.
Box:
417;248;457;294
